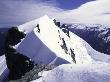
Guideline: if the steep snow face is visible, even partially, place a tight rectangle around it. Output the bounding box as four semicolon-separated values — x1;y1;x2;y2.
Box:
17;15;93;65
17;31;69;65
68;32;92;64
34;15;75;64
31;63;110;82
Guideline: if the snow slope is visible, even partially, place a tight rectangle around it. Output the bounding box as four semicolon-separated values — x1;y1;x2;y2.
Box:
69;24;110;55
32;62;110;82
17;15;110;82
82;40;110;63
17;15;94;65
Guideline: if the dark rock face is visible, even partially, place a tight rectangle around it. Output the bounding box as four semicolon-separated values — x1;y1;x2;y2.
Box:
36;24;40;33
69;24;110;55
9;64;55;82
61;24;70;37
5;46;34;80
5;27;26;46
54;21;76;63
61;38;68;54
53;19;61;27
4;27;34;80
70;48;76;63
57;23;76;63
53;20;70;37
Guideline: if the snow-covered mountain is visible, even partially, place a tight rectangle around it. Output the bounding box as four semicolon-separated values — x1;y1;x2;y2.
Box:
17;15;110;65
1;15;110;82
17;15;93;65
69;23;110;55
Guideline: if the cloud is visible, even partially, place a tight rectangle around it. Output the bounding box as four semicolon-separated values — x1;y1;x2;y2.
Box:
0;0;110;27
0;0;62;27
58;0;110;24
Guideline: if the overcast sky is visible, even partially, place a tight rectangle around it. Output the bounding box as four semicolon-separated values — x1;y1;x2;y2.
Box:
0;0;110;27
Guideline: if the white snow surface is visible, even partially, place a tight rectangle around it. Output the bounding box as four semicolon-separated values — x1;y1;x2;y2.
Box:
18;19;39;34
17;15;95;65
82;40;110;63
16;15;110;82
31;62;110;82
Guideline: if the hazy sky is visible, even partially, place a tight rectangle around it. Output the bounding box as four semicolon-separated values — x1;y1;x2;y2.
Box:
0;0;110;27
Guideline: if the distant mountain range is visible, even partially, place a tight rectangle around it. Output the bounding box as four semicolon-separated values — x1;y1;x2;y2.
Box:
69;23;110;55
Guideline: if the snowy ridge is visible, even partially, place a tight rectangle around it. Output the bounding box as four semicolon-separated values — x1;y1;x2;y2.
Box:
69;32;92;64
18;19;39;34
8;15;110;82
35;15;92;64
33;15;75;64
17;15;94;65
82;39;110;63
69;23;110;55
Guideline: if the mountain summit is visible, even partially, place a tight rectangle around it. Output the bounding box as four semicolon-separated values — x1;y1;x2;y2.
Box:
16;15;110;82
1;15;110;82
17;15;94;65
